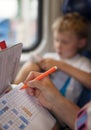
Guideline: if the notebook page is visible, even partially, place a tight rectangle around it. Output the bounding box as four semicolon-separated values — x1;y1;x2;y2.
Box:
0;83;55;130
0;43;22;95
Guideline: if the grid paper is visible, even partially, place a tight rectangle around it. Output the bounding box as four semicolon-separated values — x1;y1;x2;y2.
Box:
0;84;55;130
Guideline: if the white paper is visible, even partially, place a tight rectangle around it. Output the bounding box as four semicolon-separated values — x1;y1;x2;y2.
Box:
0;43;22;94
0;83;56;130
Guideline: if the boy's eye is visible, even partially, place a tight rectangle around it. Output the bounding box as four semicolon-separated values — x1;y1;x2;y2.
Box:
57;39;69;45
54;38;70;44
61;40;69;44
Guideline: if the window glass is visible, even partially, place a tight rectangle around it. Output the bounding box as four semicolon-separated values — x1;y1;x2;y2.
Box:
0;0;41;50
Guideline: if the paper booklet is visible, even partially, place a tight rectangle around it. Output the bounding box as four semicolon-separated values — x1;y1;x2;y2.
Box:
0;43;22;95
0;42;56;130
0;83;56;130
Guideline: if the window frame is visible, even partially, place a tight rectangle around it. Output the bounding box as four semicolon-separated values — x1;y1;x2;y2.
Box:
22;0;43;52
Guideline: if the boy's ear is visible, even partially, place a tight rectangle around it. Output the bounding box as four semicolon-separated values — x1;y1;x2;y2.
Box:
78;38;87;49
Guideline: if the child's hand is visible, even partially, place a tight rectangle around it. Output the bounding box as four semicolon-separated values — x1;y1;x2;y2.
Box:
30;54;43;63
39;58;59;70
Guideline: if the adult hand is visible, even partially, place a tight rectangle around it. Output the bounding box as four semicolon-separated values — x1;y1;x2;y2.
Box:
24;71;60;110
25;71;80;130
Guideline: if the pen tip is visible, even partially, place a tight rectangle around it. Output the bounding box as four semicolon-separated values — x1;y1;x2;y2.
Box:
20;84;28;90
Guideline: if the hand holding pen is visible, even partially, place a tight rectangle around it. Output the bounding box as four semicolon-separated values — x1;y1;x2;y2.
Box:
20;66;57;90
22;66;61;110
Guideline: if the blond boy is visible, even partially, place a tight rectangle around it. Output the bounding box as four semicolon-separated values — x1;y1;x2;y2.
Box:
14;13;91;103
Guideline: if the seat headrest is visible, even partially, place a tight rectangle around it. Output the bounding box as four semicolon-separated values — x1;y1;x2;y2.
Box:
62;0;91;21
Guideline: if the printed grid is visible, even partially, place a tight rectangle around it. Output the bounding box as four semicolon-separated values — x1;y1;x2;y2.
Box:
0;89;43;130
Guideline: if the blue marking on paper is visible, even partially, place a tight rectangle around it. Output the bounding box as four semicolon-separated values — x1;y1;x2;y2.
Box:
19;124;26;130
0;106;9;116
12;108;18;115
19;116;29;125
3;124;9;130
2;100;7;105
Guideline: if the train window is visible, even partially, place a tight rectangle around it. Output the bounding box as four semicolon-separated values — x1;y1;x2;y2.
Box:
0;0;42;51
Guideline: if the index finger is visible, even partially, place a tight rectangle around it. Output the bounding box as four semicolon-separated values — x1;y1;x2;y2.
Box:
24;71;41;83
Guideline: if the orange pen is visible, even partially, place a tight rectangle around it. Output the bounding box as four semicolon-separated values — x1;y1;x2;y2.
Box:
20;66;57;90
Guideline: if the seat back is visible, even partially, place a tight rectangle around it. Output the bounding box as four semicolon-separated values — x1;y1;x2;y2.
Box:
77;87;91;107
62;0;91;21
77;50;91;107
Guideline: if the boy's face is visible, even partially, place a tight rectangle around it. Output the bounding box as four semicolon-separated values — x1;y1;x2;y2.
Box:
53;31;83;59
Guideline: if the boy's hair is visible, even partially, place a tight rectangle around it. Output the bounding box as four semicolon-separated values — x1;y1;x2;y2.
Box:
52;13;89;39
